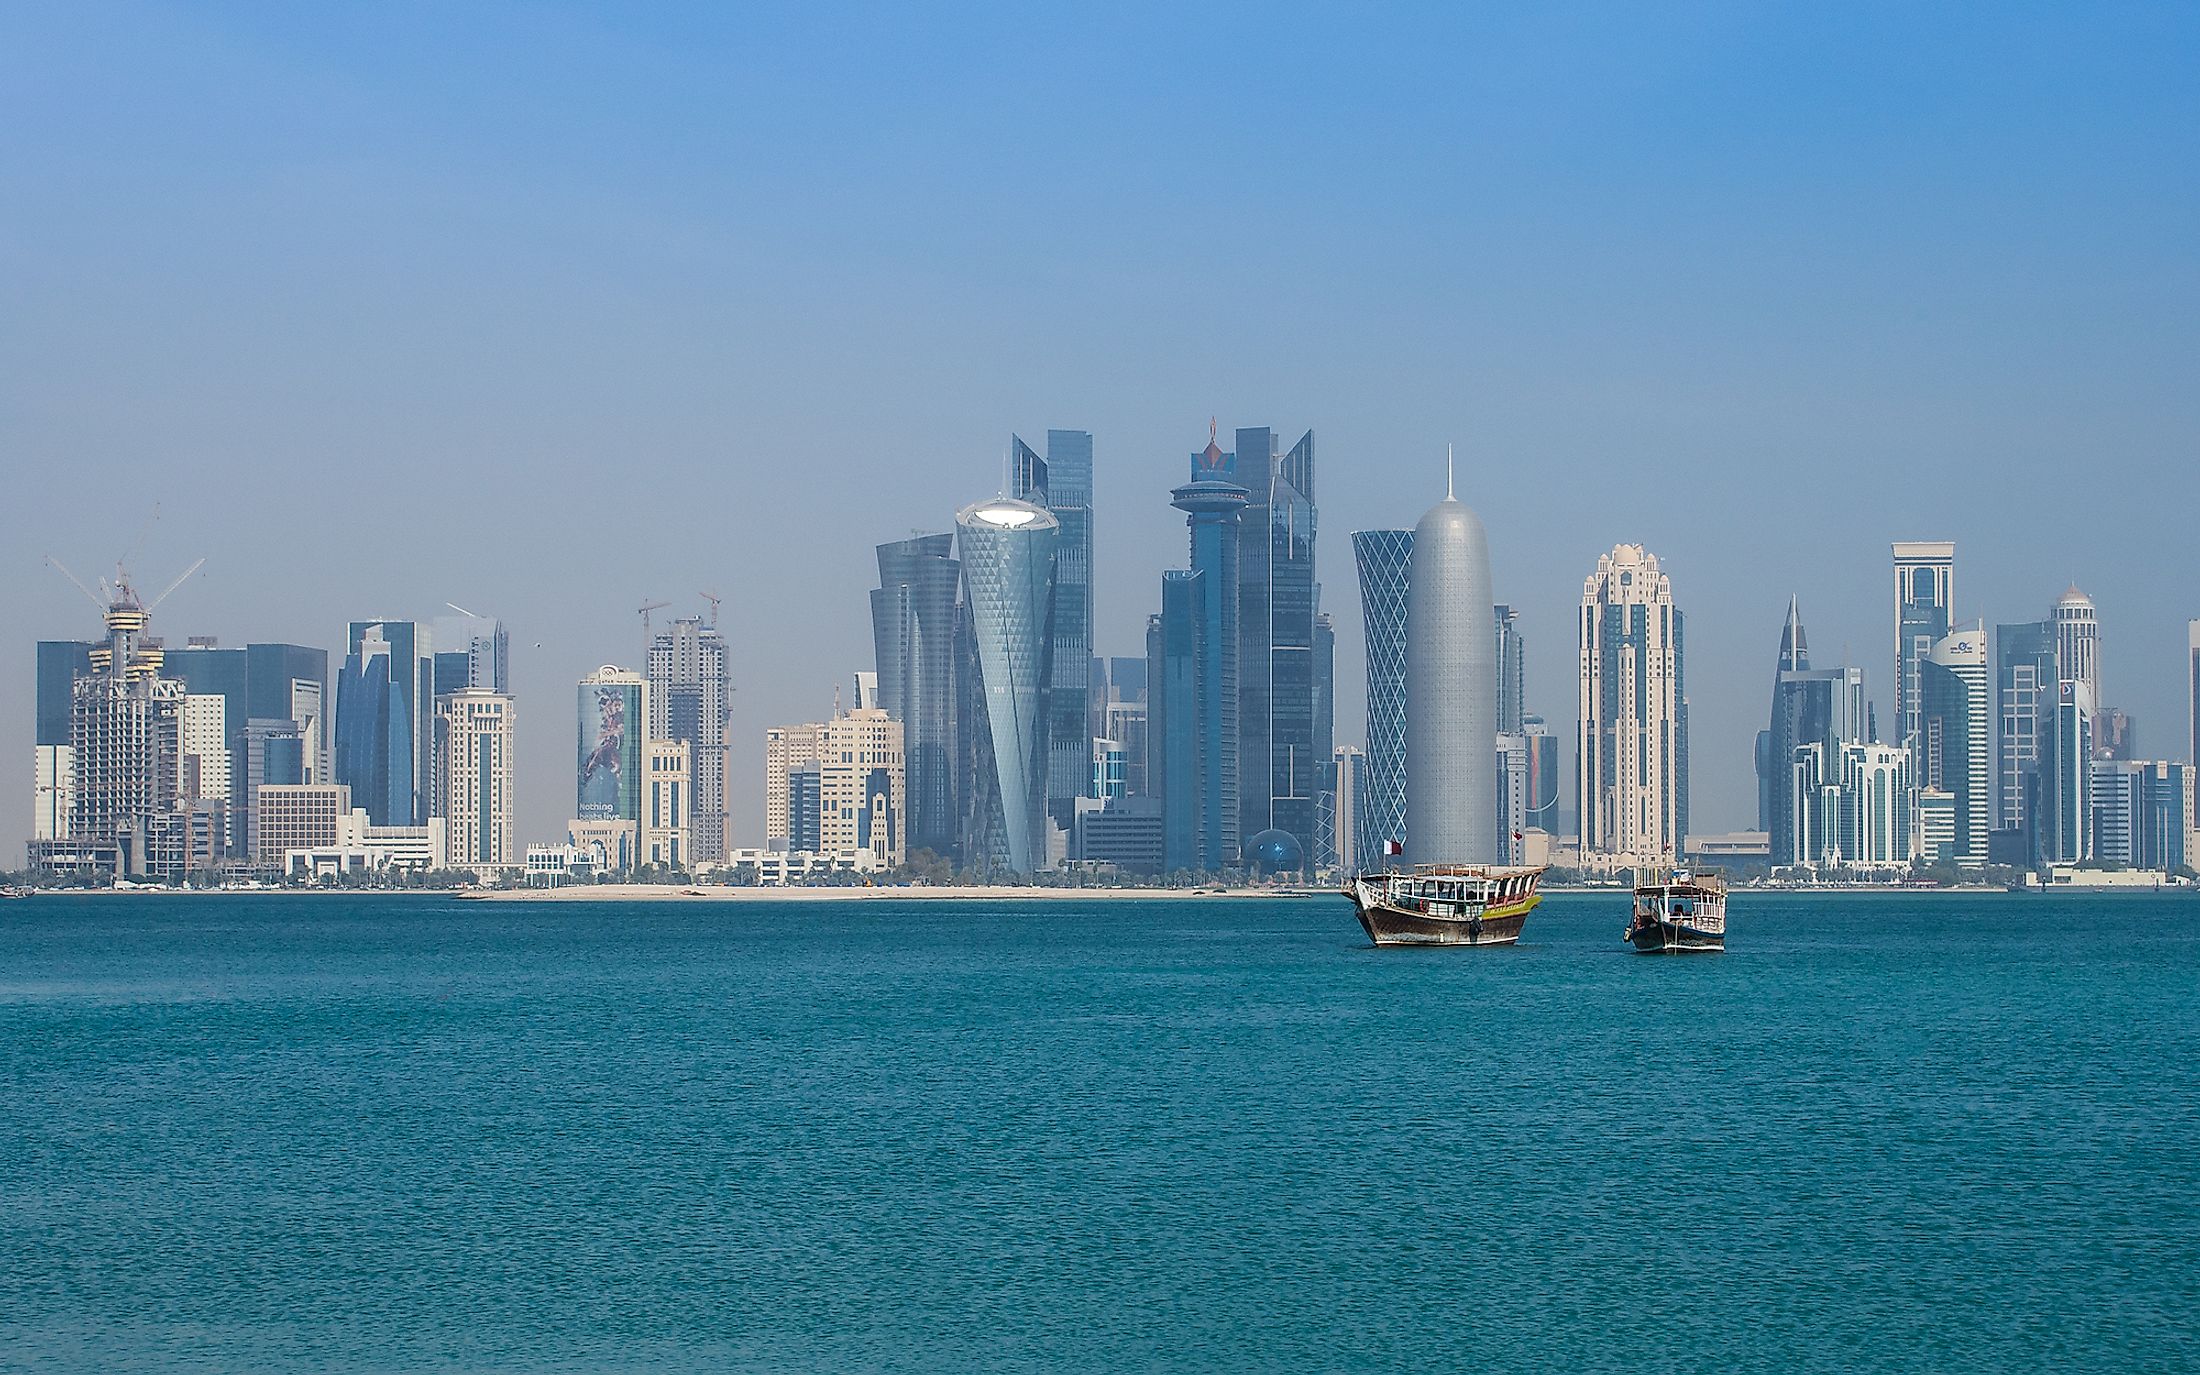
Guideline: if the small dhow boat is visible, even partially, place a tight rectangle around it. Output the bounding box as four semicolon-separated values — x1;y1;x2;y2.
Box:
1344;864;1547;947
1625;866;1726;953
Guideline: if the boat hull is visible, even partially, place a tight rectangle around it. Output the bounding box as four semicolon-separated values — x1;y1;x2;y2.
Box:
1626;917;1723;954
1354;897;1537;947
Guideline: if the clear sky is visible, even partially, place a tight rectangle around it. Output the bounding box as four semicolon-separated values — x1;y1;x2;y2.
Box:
4;1;2196;849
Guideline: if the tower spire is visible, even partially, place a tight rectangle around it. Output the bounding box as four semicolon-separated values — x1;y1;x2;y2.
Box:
1446;443;1455;500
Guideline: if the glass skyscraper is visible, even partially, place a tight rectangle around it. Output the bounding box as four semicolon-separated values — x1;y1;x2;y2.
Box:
871;533;964;860
1162;430;1250;872
1233;427;1321;858
1352;529;1412;863
1994;619;2056;857
1494;604;1525;735
335;620;430;827
956;497;1060;876
1761;601;1868;867
1012;429;1094;842
1150;571;1203;874
167;641;329;853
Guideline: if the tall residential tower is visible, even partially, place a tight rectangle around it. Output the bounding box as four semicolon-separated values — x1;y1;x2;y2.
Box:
1578;544;1688;862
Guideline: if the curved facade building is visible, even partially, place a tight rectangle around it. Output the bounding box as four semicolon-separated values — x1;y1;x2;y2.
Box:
956;497;1060;875
1406;494;1494;866
1352;529;1412;865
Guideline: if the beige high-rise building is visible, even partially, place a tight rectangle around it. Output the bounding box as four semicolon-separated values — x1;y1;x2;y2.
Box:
820;709;905;866
764;708;905;865
763;723;821;852
644;737;692;869
1576;544;1688;863
438;689;515;870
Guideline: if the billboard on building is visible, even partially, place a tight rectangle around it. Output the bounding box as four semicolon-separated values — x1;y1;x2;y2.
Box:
577;680;643;822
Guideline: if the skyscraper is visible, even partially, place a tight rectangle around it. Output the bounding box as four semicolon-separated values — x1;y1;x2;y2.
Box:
335;620;431;827
2053;586;2100;714
1763;600;1868;868
647;616;731;861
47;586;188;877
1893;542;1955;751
1994;620;2057;854
1149;573;1202;873
1329;743;1365;871
2188;620;2199;770
577;666;647;828
870;533;963;858
1522;714;1561;834
1406;470;1494;866
1351;528;1412;863
164;640;329;857
1013;429;1094;840
1233;427;1320;857
2041;679;2095;863
32;640;92;843
1494;604;1525;735
1578;544;1687;862
438;689;515;870
1841;742;1915;868
1919;625;1990;866
1161;431;1250;872
431;611;509;698
956;496;1060;875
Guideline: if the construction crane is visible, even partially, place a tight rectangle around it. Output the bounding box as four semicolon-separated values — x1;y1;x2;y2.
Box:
699;591;722;628
44;552;203;612
638;599;671;641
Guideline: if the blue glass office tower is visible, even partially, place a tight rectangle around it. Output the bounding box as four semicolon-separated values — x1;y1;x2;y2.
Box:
1012;429;1095;840
1761;600;1867;867
1164;432;1251;872
1150;571;1204;874
166;642;329;853
1352;529;1412;862
336;620;431;826
956;498;1059;875
1234;428;1321;858
1993;619;2057;862
872;533;964;860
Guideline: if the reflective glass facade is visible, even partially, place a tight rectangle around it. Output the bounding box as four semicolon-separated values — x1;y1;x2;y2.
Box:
1012;430;1095;838
1351;529;1412;862
336;620;428;827
1234;428;1320;857
1172;446;1249;872
1152;571;1203;874
956;498;1060;875
1994;619;2056;854
871;533;963;858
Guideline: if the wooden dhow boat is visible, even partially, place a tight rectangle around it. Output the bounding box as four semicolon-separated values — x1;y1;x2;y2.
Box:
1344;864;1547;947
1625;866;1726;953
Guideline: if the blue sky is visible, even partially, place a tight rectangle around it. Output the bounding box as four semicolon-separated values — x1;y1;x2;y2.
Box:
4;1;2196;845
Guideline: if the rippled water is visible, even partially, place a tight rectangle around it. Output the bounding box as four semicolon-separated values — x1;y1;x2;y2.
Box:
2;891;2196;1372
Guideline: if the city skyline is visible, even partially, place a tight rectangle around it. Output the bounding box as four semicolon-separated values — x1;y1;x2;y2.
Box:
18;460;2200;861
5;5;2197;852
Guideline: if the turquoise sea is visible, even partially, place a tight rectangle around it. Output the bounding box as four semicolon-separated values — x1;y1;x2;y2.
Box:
2;891;2196;1372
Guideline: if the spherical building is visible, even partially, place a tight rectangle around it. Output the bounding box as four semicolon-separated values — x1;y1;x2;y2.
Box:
1405;477;1494;866
1245;827;1305;876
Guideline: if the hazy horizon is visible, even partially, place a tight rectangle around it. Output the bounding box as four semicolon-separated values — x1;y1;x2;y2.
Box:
5;2;2196;852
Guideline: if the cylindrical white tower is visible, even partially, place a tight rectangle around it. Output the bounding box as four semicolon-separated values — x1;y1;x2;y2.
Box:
1406;485;1494;865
